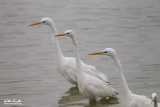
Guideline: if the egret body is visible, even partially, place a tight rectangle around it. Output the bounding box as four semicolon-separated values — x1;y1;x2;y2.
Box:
56;31;118;104
89;48;160;107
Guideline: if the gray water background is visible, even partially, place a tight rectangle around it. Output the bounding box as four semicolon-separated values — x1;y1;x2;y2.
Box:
0;0;160;107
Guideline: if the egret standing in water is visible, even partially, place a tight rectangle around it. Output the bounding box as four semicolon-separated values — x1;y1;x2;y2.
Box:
29;18;110;85
55;30;118;104
89;48;160;107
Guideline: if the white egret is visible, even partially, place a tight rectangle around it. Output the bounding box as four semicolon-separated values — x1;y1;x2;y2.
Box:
151;93;159;107
89;48;160;107
55;30;118;104
29;17;109;85
29;17;76;84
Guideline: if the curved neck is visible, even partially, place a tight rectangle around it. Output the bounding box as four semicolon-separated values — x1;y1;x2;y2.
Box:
71;35;83;76
111;53;132;98
48;22;64;66
154;99;158;107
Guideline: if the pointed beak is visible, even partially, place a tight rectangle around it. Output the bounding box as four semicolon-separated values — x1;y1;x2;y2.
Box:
151;98;154;104
88;51;103;55
55;33;66;37
28;22;41;26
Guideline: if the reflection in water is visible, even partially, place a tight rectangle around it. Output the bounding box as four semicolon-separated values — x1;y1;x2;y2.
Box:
58;86;119;107
58;86;85;106
84;97;119;107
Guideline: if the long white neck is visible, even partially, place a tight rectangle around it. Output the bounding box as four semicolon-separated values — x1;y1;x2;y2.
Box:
48;22;64;67
71;34;84;77
111;53;132;98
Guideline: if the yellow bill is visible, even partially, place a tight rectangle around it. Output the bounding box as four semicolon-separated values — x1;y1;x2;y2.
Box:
151;98;154;104
88;51;103;55
55;33;66;37
28;22;41;26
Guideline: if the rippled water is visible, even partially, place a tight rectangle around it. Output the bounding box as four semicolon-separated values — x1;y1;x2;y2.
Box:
0;0;160;107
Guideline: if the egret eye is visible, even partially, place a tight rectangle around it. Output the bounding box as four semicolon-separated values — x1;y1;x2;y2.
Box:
66;32;70;34
104;51;107;53
43;21;46;23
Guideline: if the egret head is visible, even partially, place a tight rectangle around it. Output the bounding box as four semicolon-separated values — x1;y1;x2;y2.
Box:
40;17;53;25
55;30;75;38
29;17;53;26
88;48;116;57
151;93;157;104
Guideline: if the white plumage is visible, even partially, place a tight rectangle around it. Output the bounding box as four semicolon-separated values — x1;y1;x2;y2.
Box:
89;48;160;107
61;57;109;85
29;17;109;85
55;30;118;104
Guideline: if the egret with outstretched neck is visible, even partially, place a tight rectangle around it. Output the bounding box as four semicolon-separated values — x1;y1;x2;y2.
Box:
55;30;118;104
89;48;160;107
29;17;109;85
